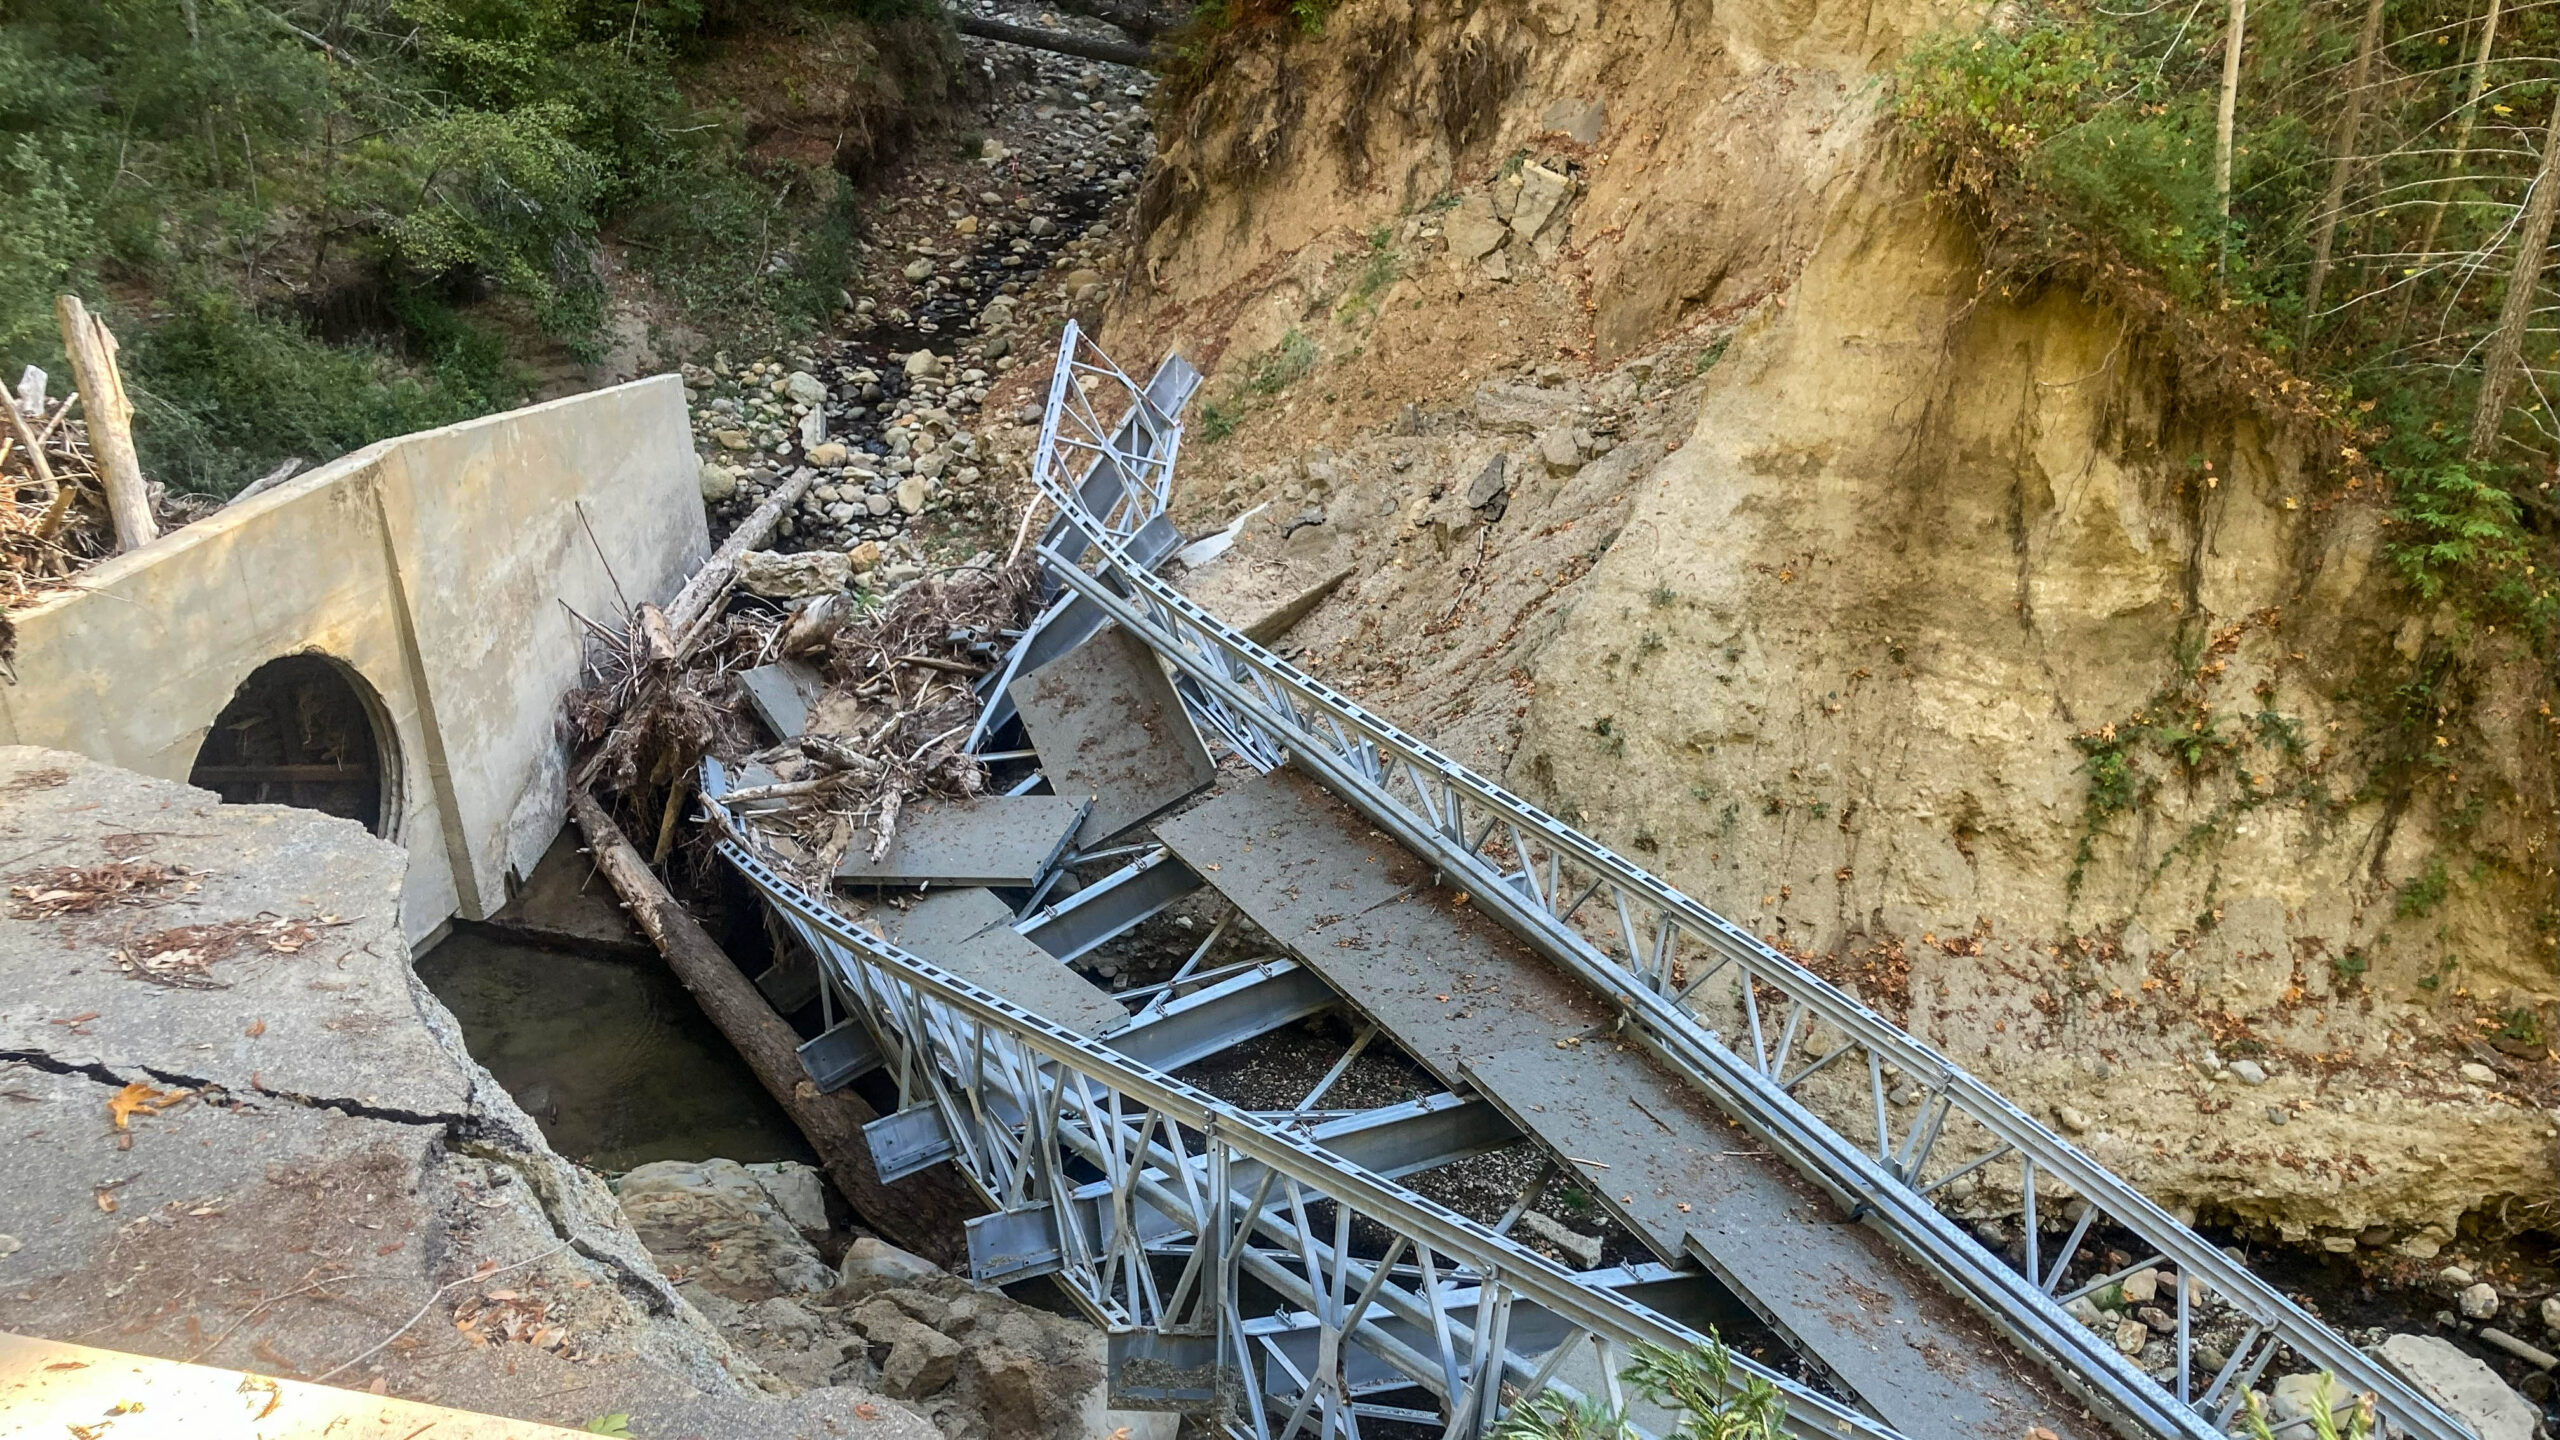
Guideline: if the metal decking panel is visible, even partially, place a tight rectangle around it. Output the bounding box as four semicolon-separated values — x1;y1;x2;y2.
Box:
832;795;1087;886
1010;623;1216;847
888;887;1131;1038
1153;768;1614;1085
739;659;824;741
1463;1039;2101;1440
1162;770;2106;1440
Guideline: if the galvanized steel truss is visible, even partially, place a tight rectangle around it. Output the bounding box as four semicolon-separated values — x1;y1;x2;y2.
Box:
714;323;2473;1440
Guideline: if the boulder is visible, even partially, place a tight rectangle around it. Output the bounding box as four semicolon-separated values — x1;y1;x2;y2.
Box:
2377;1334;2538;1440
615;1158;836;1301
836;1236;946;1298
1537;424;1585;475
735;549;852;599
744;1160;829;1232
1444;192;1508;262
852;1304;963;1398
1511;162;1572;242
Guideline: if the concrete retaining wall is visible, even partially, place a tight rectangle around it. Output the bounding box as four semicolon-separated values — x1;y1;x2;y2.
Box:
0;375;708;944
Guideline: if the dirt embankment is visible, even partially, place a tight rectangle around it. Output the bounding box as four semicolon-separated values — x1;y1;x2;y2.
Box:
1096;0;2558;1250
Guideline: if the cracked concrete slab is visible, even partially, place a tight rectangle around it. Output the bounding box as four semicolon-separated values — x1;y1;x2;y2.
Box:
0;748;941;1440
0;748;470;1119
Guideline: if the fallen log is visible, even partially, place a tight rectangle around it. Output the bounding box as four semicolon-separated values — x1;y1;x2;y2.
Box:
955;14;1155;69
566;786;977;1266
665;466;818;640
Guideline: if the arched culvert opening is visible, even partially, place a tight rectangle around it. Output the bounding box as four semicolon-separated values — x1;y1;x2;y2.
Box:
189;653;398;838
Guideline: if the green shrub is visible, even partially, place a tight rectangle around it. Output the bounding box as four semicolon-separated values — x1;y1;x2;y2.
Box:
124;287;514;496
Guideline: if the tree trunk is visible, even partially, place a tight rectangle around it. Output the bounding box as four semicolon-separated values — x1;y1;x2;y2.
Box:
2214;0;2248;273
566;787;978;1267
53;295;156;553
953;14;1155;69
2467;96;2560;460
2298;0;2388;349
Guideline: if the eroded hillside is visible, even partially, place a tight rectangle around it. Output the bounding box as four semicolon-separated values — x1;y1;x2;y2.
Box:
1099;0;2558;1249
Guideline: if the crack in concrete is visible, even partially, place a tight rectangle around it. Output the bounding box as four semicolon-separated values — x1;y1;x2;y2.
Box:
1;1048;469;1129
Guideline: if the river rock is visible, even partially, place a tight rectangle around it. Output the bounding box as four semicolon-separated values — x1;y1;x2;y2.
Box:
903;258;935;282
2229;1059;2268;1085
2272;1372;2357;1425
1517;1210;1602;1269
737;549;852;598
906;349;942;378
806;441;850;467
2119;1268;2159;1304
2377;1334;2537;1440
715;428;753;451
896;476;930;515
2460;1281;2501;1319
784;370;827;405
2543;1295;2560;1334
700;462;738;501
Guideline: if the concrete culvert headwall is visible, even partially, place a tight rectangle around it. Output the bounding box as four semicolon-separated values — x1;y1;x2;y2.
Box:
0;375;709;946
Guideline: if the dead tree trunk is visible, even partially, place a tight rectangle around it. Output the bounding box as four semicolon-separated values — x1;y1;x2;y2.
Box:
2299;0;2387;349
567;787;978;1266
2468;96;2560;460
2214;0;2247;222
666;466;818;638
53;295;155;552
954;14;1154;69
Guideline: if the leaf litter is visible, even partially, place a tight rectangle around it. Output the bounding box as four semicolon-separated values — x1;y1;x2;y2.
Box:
8;861;199;917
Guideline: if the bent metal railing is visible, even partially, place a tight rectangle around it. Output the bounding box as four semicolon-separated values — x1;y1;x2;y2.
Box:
701;787;1899;1440
1013;329;2472;1440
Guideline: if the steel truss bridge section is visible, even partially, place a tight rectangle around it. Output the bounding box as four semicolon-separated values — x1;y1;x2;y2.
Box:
1006;327;2472;1440
706;800;1899;1440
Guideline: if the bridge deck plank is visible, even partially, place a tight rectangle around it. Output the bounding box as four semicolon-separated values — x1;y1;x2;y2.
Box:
887;887;1130;1037
1156;768;2104;1440
1011;622;1215;847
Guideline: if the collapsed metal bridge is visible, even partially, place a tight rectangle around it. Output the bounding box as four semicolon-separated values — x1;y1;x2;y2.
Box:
703;328;2471;1440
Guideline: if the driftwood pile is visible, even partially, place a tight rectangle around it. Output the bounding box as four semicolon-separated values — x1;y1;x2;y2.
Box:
0;378;125;662
564;485;1041;886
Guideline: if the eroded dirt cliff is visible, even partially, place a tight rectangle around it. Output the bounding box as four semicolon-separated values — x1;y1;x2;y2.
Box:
1098;0;2558;1248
